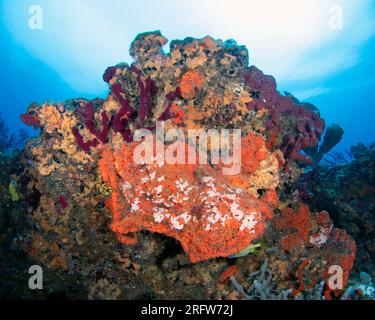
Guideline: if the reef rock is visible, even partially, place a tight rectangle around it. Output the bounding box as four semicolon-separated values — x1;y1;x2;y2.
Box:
311;143;375;276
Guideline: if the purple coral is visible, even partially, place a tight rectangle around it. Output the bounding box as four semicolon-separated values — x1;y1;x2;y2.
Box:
103;66;117;83
73;67;160;150
112;99;134;143
158;87;181;121
71;126;98;152
73;64;182;152
131;66;158;121
77;102;111;144
72;101;112;152
244;66;325;165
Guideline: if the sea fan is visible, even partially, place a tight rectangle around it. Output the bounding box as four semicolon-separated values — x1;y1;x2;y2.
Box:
0;113;29;153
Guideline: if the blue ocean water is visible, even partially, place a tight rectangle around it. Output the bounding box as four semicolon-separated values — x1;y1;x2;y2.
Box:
1;0;374;150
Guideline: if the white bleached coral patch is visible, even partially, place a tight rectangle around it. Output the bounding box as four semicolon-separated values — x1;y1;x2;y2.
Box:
153;207;169;223
130;198;141;212
309;226;332;248
170;212;192;231
239;213;258;232
230;202;245;221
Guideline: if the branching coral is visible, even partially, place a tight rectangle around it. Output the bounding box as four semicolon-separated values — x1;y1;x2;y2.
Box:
230;258;294;300
1;113;29;152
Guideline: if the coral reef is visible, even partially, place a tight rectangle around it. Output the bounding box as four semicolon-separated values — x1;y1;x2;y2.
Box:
0;32;361;300
310;142;375;276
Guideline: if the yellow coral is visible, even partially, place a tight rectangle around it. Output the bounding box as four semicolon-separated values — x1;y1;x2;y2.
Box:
38;104;62;133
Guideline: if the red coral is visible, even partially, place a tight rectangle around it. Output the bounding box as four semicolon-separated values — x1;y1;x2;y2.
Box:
322;228;356;298
20;113;39;128
59;195;68;209
179;70;204;100
276;204;356;296
275;203;311;252
292;259;317;296
219;265;238;283
99;132;278;262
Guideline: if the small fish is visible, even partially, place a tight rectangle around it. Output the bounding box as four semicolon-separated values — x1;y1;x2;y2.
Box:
228;242;262;259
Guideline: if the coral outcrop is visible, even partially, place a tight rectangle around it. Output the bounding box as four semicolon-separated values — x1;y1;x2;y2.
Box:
310;142;375;276
8;31;358;299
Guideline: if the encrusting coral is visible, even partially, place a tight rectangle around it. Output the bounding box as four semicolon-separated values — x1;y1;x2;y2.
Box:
16;31;357;299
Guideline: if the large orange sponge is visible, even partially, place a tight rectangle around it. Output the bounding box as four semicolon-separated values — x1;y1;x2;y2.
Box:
99;133;278;263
